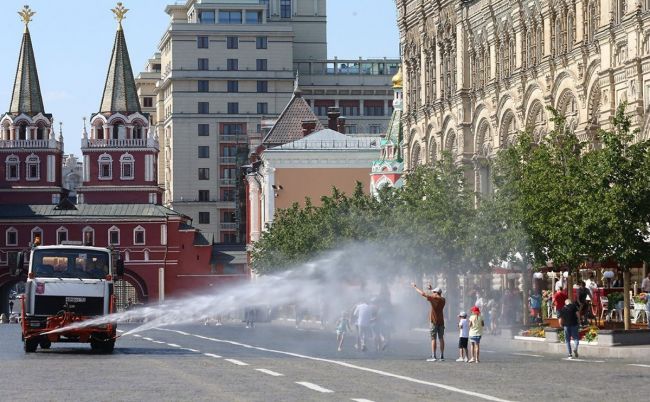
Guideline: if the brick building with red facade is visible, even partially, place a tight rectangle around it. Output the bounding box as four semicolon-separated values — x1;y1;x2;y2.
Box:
0;7;247;315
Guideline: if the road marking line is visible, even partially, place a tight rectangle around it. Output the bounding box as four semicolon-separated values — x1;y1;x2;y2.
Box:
116;329;124;333
132;334;141;338
256;368;284;376
563;358;604;363
156;328;513;402
512;353;543;358
351;399;375;402
167;343;181;348
152;340;165;344
628;364;650;368
174;331;190;336
182;348;200;353
204;353;222;358
482;350;496;353
225;358;249;366
296;382;333;393
142;337;153;341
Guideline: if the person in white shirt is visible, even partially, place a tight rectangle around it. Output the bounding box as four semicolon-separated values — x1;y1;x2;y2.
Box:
353;301;374;352
456;312;469;362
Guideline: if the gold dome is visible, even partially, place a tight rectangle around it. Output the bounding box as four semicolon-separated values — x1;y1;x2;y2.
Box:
392;67;403;89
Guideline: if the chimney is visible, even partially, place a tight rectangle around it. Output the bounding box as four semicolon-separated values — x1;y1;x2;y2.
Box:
301;120;317;137
327;107;340;130
336;116;346;134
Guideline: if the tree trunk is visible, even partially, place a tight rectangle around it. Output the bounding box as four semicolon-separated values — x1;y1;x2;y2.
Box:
521;267;530;326
623;269;631;330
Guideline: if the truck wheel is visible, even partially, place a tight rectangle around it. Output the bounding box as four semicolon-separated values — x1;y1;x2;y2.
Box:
90;339;101;351
102;339;115;354
24;338;38;353
39;339;52;349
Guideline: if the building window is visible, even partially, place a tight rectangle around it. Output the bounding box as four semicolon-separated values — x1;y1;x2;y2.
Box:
198;212;210;224
280;0;292;18
222;233;237;244
52;194;61;204
198;102;209;114
149;193;157;204
198;58;209;70
82;227;94;246
143;97;153;107
222;188;236;201
161;224;167;245
26;154;40;181
120;153;135;180
56;227;68;245
31;227;43;246
199;10;215;24
198;190;210;201
227;59;238;71
257;80;268;93
219;10;242;24
260;0;270;18
227;103;239;114
108;226;120;246
134;226;146;245
198;124;210;136
256;59;268;71
222;210;236;223
5;155;19;181
369;125;381;134
198;168;210;180
98;154;113;180
198;146;210;158
198;80;209;92
364;102;385;116
6;227;18;246
257;102;268;114
345;125;358;134
256;36;268;49
227;80;239;93
226;36;239;49
246;11;262;24
222;123;244;135
197;36;209;48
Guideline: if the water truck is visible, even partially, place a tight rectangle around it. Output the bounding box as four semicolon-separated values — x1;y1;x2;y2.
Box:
16;243;124;353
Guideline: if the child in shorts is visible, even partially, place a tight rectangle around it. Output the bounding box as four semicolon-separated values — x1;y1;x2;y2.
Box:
456;311;469;362
336;311;351;351
468;306;484;363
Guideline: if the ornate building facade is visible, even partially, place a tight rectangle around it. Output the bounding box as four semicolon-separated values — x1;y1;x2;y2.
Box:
397;0;650;194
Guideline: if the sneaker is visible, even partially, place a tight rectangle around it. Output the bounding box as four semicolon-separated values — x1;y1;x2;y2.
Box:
439;357;445;361
573;350;579;358
426;357;437;362
464;358;468;362
456;357;465;362
467;358;475;363
567;355;573;360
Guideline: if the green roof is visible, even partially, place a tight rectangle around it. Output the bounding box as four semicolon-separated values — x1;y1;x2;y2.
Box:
10;26;45;115
99;25;141;114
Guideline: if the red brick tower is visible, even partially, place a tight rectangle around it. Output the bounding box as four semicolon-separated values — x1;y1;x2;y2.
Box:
0;6;64;205
77;3;162;205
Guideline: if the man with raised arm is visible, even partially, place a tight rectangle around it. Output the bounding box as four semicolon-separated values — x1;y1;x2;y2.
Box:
412;282;446;361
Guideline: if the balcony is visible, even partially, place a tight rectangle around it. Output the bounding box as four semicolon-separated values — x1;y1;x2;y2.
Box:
82;138;159;150
220;156;237;164
219;178;238;186
0;139;62;150
220;222;238;230
219;134;248;143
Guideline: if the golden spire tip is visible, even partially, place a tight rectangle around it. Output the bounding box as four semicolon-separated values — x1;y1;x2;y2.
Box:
111;2;129;27
18;5;35;27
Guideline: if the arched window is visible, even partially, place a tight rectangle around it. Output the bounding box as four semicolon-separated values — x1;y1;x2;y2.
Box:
82;226;95;246
484;45;490;84
133;226;146;245
5;155;19;181
56;226;68;245
523;28;529;69
18;123;27;140
108;226;120;246
98;154;113;180
567;13;574;51
120;153;135;180
31;227;43;246
411;142;421;167
125;250;130;262
6;227;18;246
144;250;150;261
96;124;105;140
26;154;40;181
113;122;123;139
133;124;143;140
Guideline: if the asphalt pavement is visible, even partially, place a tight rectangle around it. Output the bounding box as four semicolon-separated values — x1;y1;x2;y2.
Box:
1;320;649;401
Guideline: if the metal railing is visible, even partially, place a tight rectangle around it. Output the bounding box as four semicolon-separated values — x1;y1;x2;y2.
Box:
219;178;237;186
220;222;238;230
83;138;159;149
0;139;62;150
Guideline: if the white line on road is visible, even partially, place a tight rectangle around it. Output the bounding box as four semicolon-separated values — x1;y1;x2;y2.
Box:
512;353;543;358
156;328;513;402
174;331;190;336
204;353;222;358
132;334;141;338
482;350;496;353
628;364;650;368
152;340;165;344
142;337;153;341
116;329;124;333
256;368;284;377
225;358;249;366
167;343;181;348
563;358;604;363
296;382;334;393
351;399;375;402
182;348;200;353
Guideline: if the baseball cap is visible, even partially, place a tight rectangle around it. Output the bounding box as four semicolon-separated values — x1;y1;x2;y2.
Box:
470;306;480;314
432;287;442;294
458;311;467;318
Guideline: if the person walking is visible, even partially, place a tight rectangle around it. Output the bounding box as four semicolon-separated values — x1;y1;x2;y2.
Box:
8;300;14;315
456;312;469;362
335;311;351;352
412;283;446;361
468;306;484;363
353;300;373;352
559;299;581;359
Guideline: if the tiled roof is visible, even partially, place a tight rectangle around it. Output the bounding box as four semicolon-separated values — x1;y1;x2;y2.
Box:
382;108;403;162
99;24;141;114
0;204;183;219
270;128;380;150
262;90;323;147
9;26;45;115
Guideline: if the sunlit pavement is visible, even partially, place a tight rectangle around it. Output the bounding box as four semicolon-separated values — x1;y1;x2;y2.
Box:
1;321;649;401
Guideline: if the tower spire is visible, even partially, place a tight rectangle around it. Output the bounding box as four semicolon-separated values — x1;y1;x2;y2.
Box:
10;5;45;115
99;2;140;114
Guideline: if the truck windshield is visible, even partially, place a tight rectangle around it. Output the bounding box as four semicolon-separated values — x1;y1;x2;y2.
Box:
31;249;110;280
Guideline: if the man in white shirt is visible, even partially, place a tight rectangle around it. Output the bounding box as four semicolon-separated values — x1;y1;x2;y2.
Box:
353;301;374;352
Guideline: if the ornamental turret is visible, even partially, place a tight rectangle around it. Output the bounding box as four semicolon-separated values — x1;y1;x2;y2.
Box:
0;6;64;205
77;2;162;205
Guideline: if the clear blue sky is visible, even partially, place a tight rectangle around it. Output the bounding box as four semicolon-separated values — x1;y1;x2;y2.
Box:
0;0;399;157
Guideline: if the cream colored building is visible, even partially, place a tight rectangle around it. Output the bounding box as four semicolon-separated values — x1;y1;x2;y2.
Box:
397;0;650;194
138;0;397;243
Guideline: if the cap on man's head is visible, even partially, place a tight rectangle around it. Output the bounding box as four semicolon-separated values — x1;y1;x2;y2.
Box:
458;311;467;318
432;287;442;294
